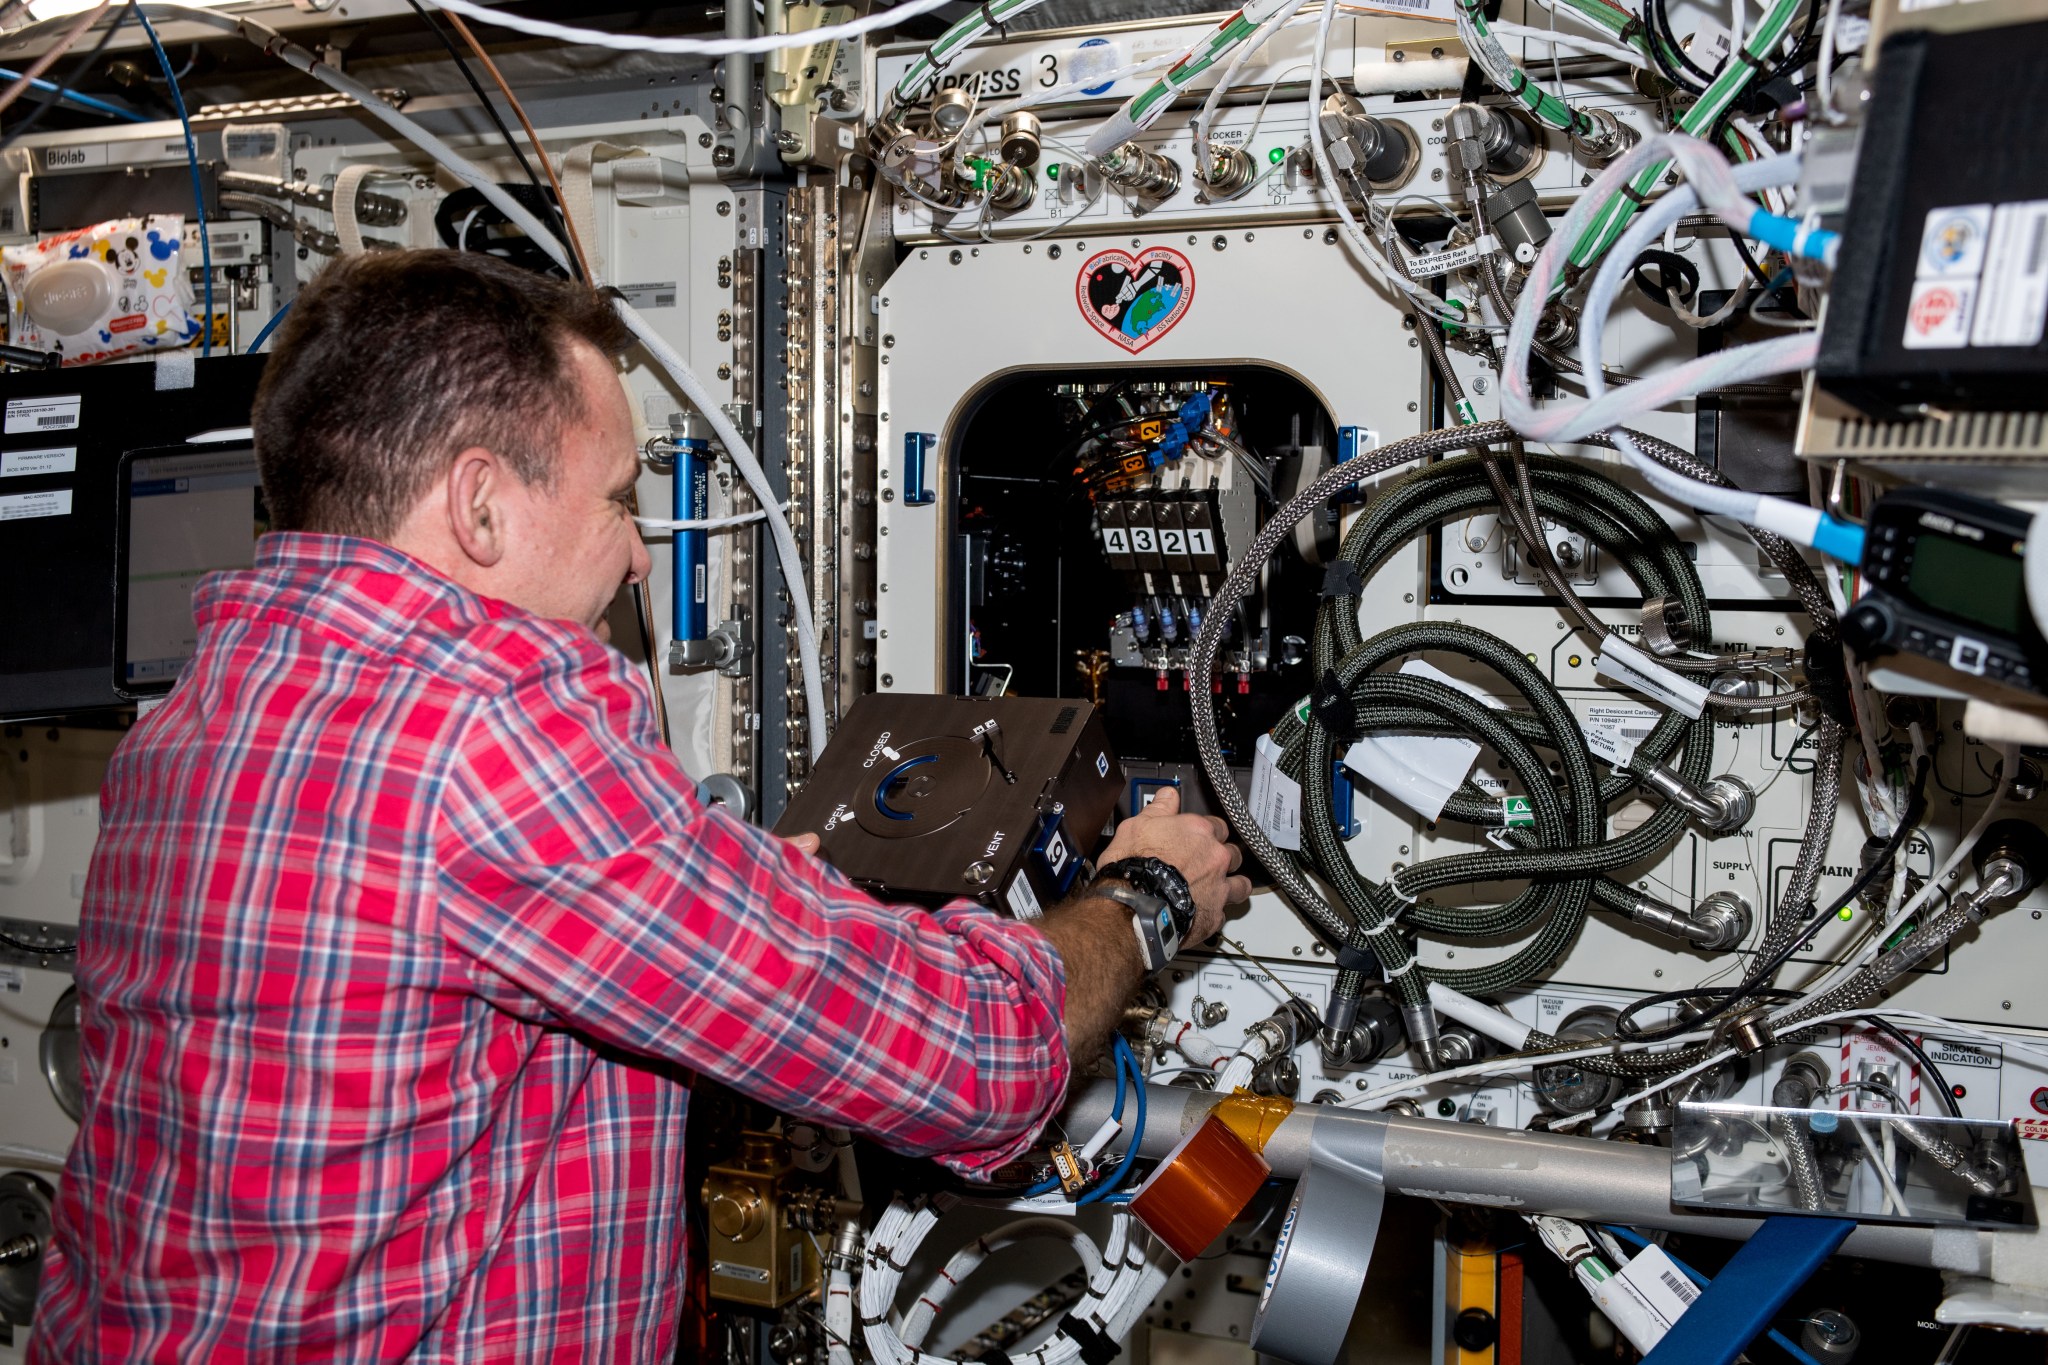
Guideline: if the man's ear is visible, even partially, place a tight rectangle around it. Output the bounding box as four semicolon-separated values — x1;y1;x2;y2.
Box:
446;446;507;568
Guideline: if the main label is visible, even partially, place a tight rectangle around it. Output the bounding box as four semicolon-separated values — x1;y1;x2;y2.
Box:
1076;246;1193;353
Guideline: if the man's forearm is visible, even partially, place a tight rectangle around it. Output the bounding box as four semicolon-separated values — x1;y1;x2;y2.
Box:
1034;892;1147;1063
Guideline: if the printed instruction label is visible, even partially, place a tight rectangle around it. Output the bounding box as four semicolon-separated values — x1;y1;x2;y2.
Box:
1407;234;1499;280
0;446;76;478
1249;734;1303;851
1581;701;1661;766
616;280;678;309
1005;872;1044;920
1905;201;2048;350
0;489;71;521
3;394;81;435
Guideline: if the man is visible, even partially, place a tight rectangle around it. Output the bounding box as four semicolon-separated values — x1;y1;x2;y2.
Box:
33;250;1247;1361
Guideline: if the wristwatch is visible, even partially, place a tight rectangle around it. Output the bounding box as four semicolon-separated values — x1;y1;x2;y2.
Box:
1096;856;1197;973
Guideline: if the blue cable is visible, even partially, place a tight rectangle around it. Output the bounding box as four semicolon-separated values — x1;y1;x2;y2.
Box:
1023;1034;1129;1198
1600;1225;1823;1365
0;67;146;122
137;10;212;360
245;300;292;355
1076;1035;1146;1205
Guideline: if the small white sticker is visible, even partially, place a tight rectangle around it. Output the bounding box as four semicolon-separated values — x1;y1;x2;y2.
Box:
1249;734;1302;851
0;488;72;521
1903;279;1977;349
1407;235;1499;279
1917;204;1993;279
1834;15;1870;51
1347;0;1458;22
1005;873;1044;920
616;280;678;309
42;143;106;172
1970;200;2048;348
0;446;76;478
0;965;21;992
3;395;81;435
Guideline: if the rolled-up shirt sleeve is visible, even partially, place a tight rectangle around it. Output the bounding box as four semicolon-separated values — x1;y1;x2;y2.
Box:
431;637;1070;1176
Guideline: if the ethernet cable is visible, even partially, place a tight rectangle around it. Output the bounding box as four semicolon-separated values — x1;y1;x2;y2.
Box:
124;1;832;760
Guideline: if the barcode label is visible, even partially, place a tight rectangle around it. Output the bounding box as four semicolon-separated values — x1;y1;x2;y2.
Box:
1352;0;1457;19
1968;200;2048;347
1659;1269;1698;1304
5;395;81;434
617;280;679;310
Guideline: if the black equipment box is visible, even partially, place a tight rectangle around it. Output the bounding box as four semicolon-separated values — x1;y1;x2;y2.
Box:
1840;485;2048;698
1815;17;2048;416
775;693;1123;917
0;355;267;719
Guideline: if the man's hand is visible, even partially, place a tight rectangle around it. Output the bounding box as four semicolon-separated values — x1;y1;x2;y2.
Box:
1096;785;1248;947
784;832;823;857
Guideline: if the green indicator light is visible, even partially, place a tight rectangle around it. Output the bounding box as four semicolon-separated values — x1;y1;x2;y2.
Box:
1047;163;1061;181
1267;146;1286;165
1838;906;1854;921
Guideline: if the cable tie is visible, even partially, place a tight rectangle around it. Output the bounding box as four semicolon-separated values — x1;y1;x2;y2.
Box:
1059;1316;1120;1365
1618;182;1650;205
1382;954;1418;980
978;0;1009;42
1361;912;1401;937
1386;878;1419;904
1735;44;1769;69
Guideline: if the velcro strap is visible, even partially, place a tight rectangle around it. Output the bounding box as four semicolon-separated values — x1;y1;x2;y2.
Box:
1060;1316;1120;1365
1335;944;1382;975
1310;668;1360;743
1320;560;1364;599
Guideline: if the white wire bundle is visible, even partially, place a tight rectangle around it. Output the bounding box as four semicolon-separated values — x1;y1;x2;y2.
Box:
427;0;956;56
898;1218;1107;1348
1193;0;1314;174
860;1194;1170;1365
131;2;831;760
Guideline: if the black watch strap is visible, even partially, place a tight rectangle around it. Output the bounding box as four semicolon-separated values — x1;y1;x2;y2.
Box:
1096;856;1195;937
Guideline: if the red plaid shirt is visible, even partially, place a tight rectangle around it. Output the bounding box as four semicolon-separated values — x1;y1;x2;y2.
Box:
32;533;1069;1362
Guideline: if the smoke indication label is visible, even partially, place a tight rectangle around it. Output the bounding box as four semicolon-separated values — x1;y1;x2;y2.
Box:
1077;246;1193;353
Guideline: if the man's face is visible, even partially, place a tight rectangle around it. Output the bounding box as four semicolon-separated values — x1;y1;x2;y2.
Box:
494;339;651;637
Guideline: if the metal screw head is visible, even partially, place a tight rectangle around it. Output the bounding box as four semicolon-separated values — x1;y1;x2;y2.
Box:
965;860;995;886
1048;244;1061;259
716;201;732;216
712;145;736;168
717;364;732;380
880;673;894;687
1406;400;1419;412
949;249;963;264
1212;235;1228;251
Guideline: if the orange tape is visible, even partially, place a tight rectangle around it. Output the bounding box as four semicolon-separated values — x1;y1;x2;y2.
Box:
1212;1091;1294;1153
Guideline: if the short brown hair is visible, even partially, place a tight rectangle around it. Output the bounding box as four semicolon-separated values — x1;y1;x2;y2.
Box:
252;250;630;539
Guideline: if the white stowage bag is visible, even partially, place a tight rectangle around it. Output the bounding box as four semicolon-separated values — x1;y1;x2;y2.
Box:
3;214;204;365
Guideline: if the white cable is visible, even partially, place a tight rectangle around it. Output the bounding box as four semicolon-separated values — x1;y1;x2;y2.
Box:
1846;1110;1911;1217
0;1142;69;1168
1814;0;1851;124
1194;0;1313;174
634;508;775;532
428;0;954;55
1490;21;1650;67
139;2;831;760
1343;1026;1719;1111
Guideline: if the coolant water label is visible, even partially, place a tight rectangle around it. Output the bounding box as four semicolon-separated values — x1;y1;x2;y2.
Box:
1406;235;1498;279
0;489;71;521
4;395;80;434
1971;201;2048;348
0;446;75;478
1249;734;1303;851
1593;637;1709;718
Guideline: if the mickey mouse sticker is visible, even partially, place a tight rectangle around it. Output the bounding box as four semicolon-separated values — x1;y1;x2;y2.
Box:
1076;245;1193;353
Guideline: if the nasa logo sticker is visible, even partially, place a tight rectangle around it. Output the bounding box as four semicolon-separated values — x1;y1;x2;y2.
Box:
1077;245;1193;353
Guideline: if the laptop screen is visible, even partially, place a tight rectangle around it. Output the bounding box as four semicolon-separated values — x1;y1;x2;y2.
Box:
117;444;266;695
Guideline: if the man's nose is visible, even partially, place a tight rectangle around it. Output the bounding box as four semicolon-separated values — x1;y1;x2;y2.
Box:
626;523;653;585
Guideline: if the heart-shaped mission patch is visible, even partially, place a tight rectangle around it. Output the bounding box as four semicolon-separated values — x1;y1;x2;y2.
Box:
1076;246;1194;353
